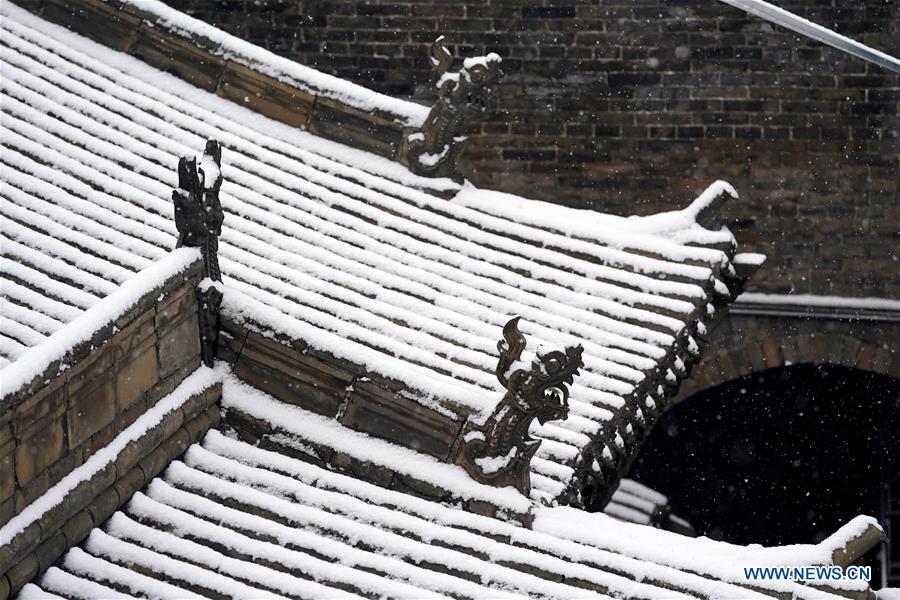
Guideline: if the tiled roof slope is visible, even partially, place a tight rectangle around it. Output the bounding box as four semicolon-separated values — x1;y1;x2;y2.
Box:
14;0;432;168
17;393;874;600
7;370;882;599
0;3;758;505
605;479;695;534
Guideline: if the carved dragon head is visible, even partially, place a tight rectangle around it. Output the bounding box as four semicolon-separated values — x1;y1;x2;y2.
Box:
497;317;584;425
455;317;584;495
173;139;224;246
430;36;501;117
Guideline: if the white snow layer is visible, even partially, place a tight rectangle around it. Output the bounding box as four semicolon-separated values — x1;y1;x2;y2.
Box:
0;365;221;541
738;292;900;311
0;247;200;397
0;3;749;499
534;507;874;595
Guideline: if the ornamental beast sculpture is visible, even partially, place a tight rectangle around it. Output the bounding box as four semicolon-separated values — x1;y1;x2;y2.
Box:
172;139;225;367
403;36;501;179
173;139;224;282
455;317;584;495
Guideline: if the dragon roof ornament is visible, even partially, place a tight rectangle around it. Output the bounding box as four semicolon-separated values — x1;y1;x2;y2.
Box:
172;139;225;367
454;317;584;496
402;36;502;180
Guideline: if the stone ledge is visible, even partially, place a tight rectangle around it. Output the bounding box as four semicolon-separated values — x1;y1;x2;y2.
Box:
0;256;204;409
677;316;900;405
0;384;222;597
1;263;204;532
217;61;315;128
308;96;405;158
225;319;474;463
223;406;532;527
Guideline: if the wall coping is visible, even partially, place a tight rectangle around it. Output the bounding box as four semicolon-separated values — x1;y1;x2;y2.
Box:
0;248;202;404
734;293;900;323
120;0;429;127
0;367;220;543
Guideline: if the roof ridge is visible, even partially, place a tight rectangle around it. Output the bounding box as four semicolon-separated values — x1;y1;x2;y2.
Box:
5;0;449;172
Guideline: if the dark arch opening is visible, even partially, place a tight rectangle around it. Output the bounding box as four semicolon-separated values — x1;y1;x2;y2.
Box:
629;364;900;586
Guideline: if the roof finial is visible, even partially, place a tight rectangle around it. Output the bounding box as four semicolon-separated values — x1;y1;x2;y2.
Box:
173;139;225;281
401;37;502;180
172;139;225;367
454;317;584;495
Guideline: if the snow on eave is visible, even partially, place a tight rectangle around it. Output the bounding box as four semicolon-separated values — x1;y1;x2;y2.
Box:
604;501;653;525
615;478;668;506
450;182;734;266
533;506;873;595
820;515;885;564
620;180;738;247
733;252;766;267
115;0;429;127
0;248;201;400
738;293;900;312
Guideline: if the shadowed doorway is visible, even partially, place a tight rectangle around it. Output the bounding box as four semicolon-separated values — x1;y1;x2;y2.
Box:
630;364;900;587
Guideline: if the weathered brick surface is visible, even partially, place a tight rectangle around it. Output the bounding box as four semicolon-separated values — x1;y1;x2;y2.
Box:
218;61;316;127
129;26;226;91
115;311;160;410
0;444;14;504
156;285;202;378
233;330;354;417
14;417;64;489
0;385;223;598
675;313;900;402
2;261;204;539
66;378;116;451
40;0;140;51
5;553;38;593
163;0;899;297
342;380;462;460
226;321;479;461
308;96;405;157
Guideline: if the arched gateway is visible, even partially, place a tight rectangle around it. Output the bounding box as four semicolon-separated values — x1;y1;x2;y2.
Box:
633;299;900;588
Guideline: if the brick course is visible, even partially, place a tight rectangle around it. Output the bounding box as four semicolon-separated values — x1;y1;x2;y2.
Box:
162;0;899;297
675;311;900;403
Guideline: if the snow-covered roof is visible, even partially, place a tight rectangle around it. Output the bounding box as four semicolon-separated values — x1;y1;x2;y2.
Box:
17;372;876;600
0;2;761;503
119;0;431;126
2;5;885;596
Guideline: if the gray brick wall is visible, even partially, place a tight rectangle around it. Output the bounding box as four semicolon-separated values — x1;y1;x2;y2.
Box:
162;0;899;297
